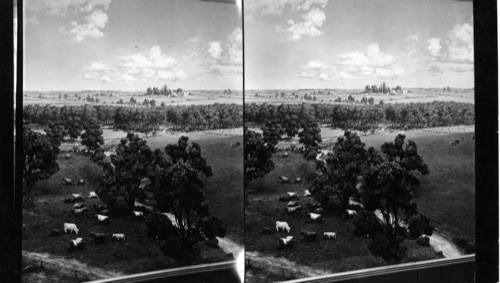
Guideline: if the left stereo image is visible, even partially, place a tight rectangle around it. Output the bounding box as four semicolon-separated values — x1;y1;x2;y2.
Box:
19;0;243;282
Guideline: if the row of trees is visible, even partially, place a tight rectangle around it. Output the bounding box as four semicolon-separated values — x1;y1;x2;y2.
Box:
245;101;474;132
363;83;402;94
23;104;243;135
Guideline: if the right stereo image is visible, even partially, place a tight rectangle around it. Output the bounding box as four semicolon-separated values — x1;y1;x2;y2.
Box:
243;0;475;282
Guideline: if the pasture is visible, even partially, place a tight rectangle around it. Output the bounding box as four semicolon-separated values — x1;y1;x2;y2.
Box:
245;129;474;280
23;131;243;278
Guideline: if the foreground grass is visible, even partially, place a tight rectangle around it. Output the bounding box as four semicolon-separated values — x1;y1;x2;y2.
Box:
24;136;241;278
245;151;441;278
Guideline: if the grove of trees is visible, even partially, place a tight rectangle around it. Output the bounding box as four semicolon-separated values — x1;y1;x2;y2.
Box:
311;131;433;262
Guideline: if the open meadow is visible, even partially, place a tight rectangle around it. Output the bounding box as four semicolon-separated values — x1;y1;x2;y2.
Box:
245;126;474;280
22;128;243;280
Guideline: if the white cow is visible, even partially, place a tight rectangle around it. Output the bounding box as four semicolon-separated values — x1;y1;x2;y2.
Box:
286;192;297;198
88;191;98;199
63;223;79;234
133;211;143;217
278;236;294;248
72;207;87;215
275;221;291;232
323;232;337;240
112;233;125;241
96;214;109;222
304;190;312;197
286;201;298;208
286;206;301;213
73;203;84;209
346;209;357;216
72;194;83;200
308;212;322;222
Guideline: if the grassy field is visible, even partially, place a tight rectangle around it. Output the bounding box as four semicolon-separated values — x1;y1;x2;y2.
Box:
23;132;243;278
245;129;474;279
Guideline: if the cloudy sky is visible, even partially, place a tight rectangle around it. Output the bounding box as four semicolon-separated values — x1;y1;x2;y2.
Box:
245;0;473;90
24;0;242;91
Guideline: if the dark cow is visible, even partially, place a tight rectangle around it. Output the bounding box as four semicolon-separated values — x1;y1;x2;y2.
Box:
64;196;73;203
278;176;292;184
301;230;318;242
314;208;324;214
62;178;74;185
49;229;62;237
90;232;107;244
450;139;460;146
262;227;274;235
278;194;299;202
307;202;322;209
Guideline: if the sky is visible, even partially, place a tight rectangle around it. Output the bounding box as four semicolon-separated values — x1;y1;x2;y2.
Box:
245;0;474;90
23;0;242;91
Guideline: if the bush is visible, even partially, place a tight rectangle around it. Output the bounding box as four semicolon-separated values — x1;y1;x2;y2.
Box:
416;235;430;247
407;214;434;239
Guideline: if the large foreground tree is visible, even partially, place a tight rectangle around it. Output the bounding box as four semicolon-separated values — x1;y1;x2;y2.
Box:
23;128;59;195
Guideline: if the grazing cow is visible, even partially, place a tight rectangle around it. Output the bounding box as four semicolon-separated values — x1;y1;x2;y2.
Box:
450;139;460;146
88;191;98;199
63;223;79;234
346;209;357;216
68;238;83;251
77;179;85;185
90;232;107;244
112;233;125;241
62;178;74;185
294;177;302;184
286;201;299;208
72;207;87;215
49;229;62;237
472;136;475;140
307;202;322;209
96;214;109;224
262;227;274;235
73;203;85;209
303;189;312;197
286;192;297;198
286;205;302;213
314;208;324;214
72;194;83;202
275;221;291;233
100;209;110;215
323;232;337;240
64;154;72;159
301;230;318;242
278;176;291;184
64;196;73;203
278;236;294;249
308;213;323;223
282;152;289;158
132;211;144;218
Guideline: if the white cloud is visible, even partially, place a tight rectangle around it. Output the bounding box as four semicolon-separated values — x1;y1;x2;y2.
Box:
301;71;315;78
336;43;404;79
318;73;330;81
28;0;112;16
278;8;326;41
446;22;473;63
121;46;177;71
207;41;223;60
101;75;112;83
303;60;328;70
426;38;442;57
69;10;108;42
81;45;188;84
227;27;243;65
246;0;329;15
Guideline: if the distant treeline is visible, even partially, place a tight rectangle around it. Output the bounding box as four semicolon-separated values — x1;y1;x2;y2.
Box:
245;101;474;132
23;104;243;134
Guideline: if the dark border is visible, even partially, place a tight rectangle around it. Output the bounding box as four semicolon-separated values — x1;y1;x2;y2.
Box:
474;1;499;282
0;0;19;282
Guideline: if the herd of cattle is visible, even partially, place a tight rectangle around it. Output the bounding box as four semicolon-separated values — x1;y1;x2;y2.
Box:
450;136;473;146
260;187;353;250
49;189;144;251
